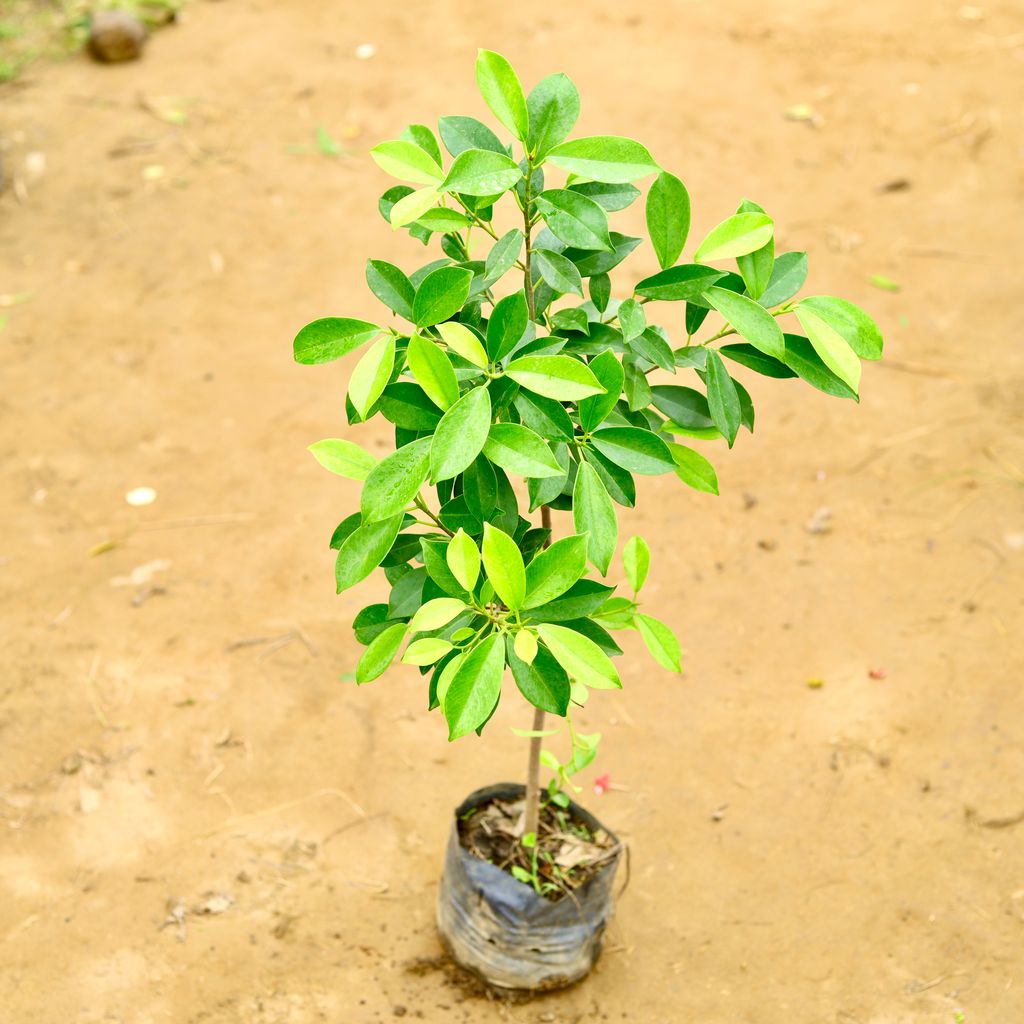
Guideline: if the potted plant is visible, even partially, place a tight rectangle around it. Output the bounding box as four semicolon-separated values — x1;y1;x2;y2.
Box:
294;50;882;992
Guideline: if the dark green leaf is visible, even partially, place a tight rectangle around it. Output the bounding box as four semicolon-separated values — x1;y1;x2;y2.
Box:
578;350;624;432
514;390;574;441
782;333;858;400
365;261;414;321
353;603;392;645
484;229;524;284
720;343;795;378
401;123;442;165
586;448;636;507
379;382;443;430
534;248;584;298
525;578;614;622
705;349;741;447
590;272;611;312
507;638;570;715
564;232;641;277
634;264;724;302
758;251;808;308
734;199;774;300
486;290;529;360
422;539;471;599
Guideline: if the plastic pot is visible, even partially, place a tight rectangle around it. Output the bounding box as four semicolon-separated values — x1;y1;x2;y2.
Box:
436;782;623;993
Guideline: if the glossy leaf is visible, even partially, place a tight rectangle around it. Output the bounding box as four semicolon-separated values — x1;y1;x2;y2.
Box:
795;305;861;393
535;189;613;251
705;286;785;360
720;343;795;378
546;136;659;183
294;317;380;365
526;578;614;622
538;623;621;689
360;436;431;522
704;349;741;447
782;333;857;400
484;229;524;283
799;296;883;360
590;426;676;475
308;438;376;480
694;213;774;262
482;523;526;610
758;251;808;309
476;49;529;141
513;628;538;664
444;633;505;740
437;321;488;368
370;140;444;184
526;73;580;160
389;186;441;228
634;265;724;302
379;382;442;430
446;529;480;592
356;622;407;683
635;613;682;673
618;298;646;343
441;149;522;197
505;354;605;401
534;248;584;298
524;534;588;609
438;115;505;157
667;442;719;494
335;515;404;593
507;640;570;715
407;333;460;410
430;386;492;482
408;597;467;634
402;638;455;666
365;261;414;320
622;535;650;592
734;198;774;300
412;266;473;328
646;171;690;270
486;290;529;360
572;461;617;575
483;422;562;478
570;181;641;212
578;350;624;432
348;334;396;418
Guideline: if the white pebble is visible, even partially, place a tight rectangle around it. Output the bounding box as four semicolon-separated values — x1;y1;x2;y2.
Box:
125;486;157;506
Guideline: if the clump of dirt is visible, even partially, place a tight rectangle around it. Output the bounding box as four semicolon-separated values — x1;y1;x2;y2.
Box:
457;796;619;901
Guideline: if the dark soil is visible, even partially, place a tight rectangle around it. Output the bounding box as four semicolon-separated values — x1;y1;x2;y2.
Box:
457;796;619;902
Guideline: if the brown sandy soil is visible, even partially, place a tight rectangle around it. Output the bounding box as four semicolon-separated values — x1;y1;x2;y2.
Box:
2;1;1023;1021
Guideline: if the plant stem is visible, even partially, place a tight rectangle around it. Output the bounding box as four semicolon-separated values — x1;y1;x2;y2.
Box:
522;159;536;322
522;503;553;838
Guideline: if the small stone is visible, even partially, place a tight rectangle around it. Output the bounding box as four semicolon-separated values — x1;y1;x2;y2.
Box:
88;11;148;64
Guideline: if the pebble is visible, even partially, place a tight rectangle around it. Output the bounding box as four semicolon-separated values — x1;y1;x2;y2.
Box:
88;11;148;63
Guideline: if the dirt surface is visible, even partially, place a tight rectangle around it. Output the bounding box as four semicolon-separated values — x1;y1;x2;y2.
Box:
2;1;1023;1021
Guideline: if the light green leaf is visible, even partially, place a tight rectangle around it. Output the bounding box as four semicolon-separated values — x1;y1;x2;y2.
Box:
505;354;605;401
389;185;440;228
526;73;580;160
535;189;613;251
402;638;454;666
546;136;659;183
348;334;396;418
646;171;690;270
694;213;774;263
335;515;403;593
446;529;480;592
794;305;861;393
734;198;774;300
572;461;617;576
589;426;676;475
437;321;488;368
443;633;505;740
524;535;588;610
484;229;524;284
356;622;407;683
704;349;741;447
618;298;646;343
475;49;529;141
667;442;719;495
507;639;570;714
482;523;526;611
308;439;376;480
407;332;460;410
370;140;444;185
435;651;464;706
293;317;381;365
705;286;785;360
440;149;522;197
533;248;584;298
360;436;431;522
513;628;538;665
759;251;808;308
537;623;621;689
365;261;414;320
408;597;467;634
483;422;562;479
622;535;650;593
416;208;473;232
430;385;492;482
799;296;883;360
412;266;473;328
578;350;624;432
635;613;682;673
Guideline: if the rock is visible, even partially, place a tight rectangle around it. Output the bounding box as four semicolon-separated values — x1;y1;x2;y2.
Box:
88;11;148;63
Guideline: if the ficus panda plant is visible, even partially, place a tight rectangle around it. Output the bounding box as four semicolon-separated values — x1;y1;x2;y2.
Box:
295;50;882;868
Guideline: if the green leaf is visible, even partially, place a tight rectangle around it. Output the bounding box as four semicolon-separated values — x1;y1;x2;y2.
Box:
379;382;443;430
794;305;861;393
534;248;584;298
430;386;492;482
293;317;381;365
484;229;524;284
734;199;774;300
758;251;808;308
360;436;431;522
546;136;659;183
550;307;589;334
507;639;570;715
523;535;588;609
389;186;441;228
781;333;857;400
444;633;505;740
348;334;396;418
590;273;611;311
513;628;538;665
407;333;460;410
705;286;785;360
537;624;621;689
483;423;562;478
412;266;473;328
402;638;455;666
645;171;690;270
437;321;488;368
578;350;624;432
635;613;682;673
719;343;796;378
570;181;641;212
694;213;774;262
535;189;612;251
622;535;650;592
704;349;741;447
514;391;574;441
505;354;604;401
572;461;617;576
590;426;676;475
634;265;724;302
408;597;467;634
446;529;480;592
356;622;407;683
587;448;636;507
416;208;473;232
308;438;376;480
402;123;442;165
617;299;645;344
799;296;883;360
630;327;674;371
475;49;529;141
667;442;719;495
482;523;526;611
565;232;642;277
335;515;404;593
441;149;522;197
438;115;506;157
526;578;614;622
651;385;715;431
486;290;529;360
526;73;580;160
370;140;444;184
365;261;414;320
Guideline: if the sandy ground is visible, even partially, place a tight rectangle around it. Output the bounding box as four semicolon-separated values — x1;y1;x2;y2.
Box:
2;1;1023;1021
